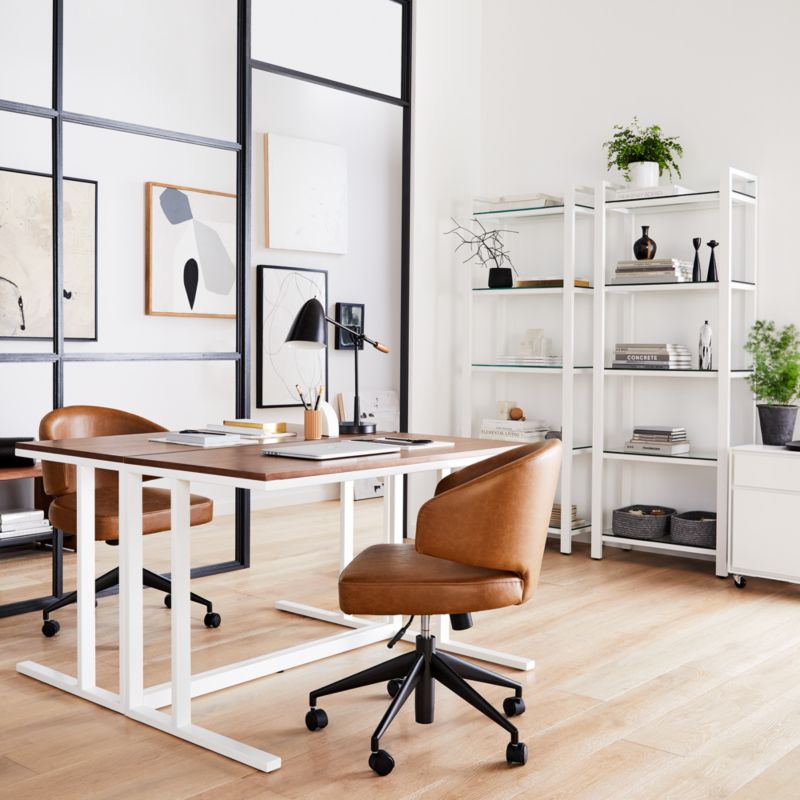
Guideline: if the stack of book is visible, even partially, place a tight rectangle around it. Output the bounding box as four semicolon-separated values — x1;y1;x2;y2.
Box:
549;504;589;530
0;508;52;540
514;277;591;289
613;258;692;283
624;426;690;455
207;419;296;437
612;343;692;370
479;418;549;442
493;355;562;367
613;185;691;201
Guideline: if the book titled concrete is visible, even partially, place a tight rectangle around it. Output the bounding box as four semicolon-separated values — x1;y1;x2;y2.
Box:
624;441;691;455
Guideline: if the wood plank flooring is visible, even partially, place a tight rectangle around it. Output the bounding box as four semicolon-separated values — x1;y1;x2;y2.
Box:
1;499;799;799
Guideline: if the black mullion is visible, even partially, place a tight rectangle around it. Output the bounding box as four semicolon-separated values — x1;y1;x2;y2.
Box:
51;0;64;409
399;0;412;432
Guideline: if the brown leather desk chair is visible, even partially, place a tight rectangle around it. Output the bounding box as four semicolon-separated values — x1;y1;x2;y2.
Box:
304;439;562;776
38;405;220;637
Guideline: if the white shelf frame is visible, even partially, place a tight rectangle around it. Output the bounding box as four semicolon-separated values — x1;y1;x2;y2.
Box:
591;168;758;573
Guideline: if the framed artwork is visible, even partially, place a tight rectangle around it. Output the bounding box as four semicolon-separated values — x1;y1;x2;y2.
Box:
264;133;348;254
145;181;236;318
0;166;97;340
256;264;328;408
334;302;364;350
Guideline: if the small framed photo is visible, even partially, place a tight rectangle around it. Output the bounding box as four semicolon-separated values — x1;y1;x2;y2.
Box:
334;302;364;350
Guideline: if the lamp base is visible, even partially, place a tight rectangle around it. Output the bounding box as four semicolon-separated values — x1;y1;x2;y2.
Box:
339;421;377;435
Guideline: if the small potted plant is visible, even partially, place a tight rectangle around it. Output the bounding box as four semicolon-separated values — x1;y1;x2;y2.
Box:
745;320;800;445
603;117;683;189
445;218;517;288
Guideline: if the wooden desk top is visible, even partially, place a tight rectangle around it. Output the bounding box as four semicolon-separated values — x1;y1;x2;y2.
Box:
17;434;515;482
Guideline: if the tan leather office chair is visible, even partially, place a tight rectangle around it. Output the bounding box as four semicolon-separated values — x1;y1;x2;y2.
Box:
38;405;220;636
304;439;562;775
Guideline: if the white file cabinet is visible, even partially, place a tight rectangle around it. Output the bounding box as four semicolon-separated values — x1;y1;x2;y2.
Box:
730;445;800;588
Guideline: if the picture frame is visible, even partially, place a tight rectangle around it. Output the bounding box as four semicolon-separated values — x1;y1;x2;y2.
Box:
256;264;329;408
0;166;98;341
145;181;237;319
334;302;364;350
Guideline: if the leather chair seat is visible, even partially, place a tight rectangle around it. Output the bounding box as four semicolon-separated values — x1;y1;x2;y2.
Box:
48;486;214;541
338;543;524;616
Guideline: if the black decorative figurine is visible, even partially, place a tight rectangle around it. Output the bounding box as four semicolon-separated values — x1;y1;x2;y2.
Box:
633;225;657;260
692;237;702;282
706;240;719;282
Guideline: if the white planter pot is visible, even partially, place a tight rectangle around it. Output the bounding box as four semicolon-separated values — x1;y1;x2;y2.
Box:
628;161;659;188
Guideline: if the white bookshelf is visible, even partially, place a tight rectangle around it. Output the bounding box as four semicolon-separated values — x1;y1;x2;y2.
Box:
462;188;594;554
590;168;758;576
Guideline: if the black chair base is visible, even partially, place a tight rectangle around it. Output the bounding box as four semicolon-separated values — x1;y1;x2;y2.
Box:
305;627;528;775
40;566;220;637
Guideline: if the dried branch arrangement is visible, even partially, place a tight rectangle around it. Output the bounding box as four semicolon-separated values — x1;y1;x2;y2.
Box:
445;218;517;273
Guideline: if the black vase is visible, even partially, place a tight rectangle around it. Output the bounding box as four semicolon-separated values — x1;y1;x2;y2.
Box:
706;240;719;282
488;267;513;289
692;237;702;282
757;404;798;446
633;225;657;260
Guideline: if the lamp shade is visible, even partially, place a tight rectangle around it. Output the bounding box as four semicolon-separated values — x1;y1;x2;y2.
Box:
285;298;327;349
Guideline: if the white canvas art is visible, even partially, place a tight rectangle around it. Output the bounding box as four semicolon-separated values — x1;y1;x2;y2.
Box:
264;133;348;254
0;168;97;339
146;182;236;318
257;265;328;408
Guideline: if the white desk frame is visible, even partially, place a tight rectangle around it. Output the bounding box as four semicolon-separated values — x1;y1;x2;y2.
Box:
15;447;534;773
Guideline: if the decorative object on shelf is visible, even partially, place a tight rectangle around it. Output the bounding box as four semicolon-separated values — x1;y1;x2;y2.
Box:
479;418;548;442
519;328;550;358
445;218;517;289
633;225;657;260
256;265;328;408
603;117;683;188
624;426;690;455
0;437;35;468
509;407;526;421
670;511;716;548
545;429;562;441
146;182;236;318
613;343;691;370
706;239;719;282
550;504;587;531
496;400;518;419
334;302;364;350
0;167;97;340
699;321;713;370
744;320;800;445
692;237;702;282
614;258;692;283
263;133;348;254
612;504;676;541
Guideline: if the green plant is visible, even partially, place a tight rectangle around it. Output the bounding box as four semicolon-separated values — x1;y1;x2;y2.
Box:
744;320;800;405
603;117;683;182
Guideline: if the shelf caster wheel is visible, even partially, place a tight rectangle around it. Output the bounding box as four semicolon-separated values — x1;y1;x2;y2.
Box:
164;594;171;608
42;619;60;638
369;749;395;776
734;575;747;589
305;708;328;731
503;697;526;717
204;611;221;628
506;742;528;766
387;679;403;698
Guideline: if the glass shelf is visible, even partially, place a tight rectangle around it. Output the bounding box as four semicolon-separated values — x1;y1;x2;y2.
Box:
605;368;752;378
473;285;593;295
473;363;593;373
472;203;594;219
603;447;718;465
605;280;755;293
548;521;591;532
605;189;756;213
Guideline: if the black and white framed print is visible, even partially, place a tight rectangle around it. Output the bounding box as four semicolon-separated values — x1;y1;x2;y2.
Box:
334;301;364;350
0;167;97;340
256;264;328;408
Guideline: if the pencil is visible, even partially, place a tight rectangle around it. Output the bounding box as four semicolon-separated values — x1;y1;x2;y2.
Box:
296;384;308;410
314;385;323;410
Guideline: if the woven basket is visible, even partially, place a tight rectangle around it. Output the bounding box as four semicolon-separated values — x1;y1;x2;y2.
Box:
612;504;675;540
670;511;716;548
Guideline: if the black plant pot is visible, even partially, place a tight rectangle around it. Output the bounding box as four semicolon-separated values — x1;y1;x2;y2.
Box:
757;404;798;446
488;267;513;289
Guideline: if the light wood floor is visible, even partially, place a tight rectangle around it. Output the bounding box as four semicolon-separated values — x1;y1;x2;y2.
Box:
2;499;800;799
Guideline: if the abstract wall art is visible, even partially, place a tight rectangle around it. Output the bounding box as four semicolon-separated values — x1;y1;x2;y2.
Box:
264;133;348;254
0;166;97;340
145;182;236;318
256;264;328;408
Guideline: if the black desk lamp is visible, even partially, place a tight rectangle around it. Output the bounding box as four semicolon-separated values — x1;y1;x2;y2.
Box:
285;298;390;434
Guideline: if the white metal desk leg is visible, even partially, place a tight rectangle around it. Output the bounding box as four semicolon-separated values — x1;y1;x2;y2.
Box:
76;465;96;690
118;470;144;711
384;473;404;544
340;480;354;570
432;467;452;642
170;478;192;727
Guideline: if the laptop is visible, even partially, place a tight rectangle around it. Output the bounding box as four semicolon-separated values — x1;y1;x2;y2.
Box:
262;440;402;461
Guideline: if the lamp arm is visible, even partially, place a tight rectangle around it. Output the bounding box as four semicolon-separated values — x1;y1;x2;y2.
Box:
324;315;390;353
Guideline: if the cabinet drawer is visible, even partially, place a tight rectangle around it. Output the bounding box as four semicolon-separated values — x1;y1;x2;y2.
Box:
734;454;800;492
731;487;800;578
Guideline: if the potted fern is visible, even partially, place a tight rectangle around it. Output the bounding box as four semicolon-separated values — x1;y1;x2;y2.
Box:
603;117;683;189
745;320;800;445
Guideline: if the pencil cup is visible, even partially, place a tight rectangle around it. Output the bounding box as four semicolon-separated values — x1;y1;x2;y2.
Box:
304;410;323;440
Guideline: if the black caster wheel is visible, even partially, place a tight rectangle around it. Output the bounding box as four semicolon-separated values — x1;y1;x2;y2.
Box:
305;708;328;731
368;749;395;776
506;742;528;766
164;594;171;608
734;576;747;589
503;696;526;717
42;619;60;637
387;679;403;698
204;612;221;628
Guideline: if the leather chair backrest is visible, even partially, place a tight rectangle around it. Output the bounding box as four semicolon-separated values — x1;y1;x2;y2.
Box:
415;439;562;603
39;405;166;497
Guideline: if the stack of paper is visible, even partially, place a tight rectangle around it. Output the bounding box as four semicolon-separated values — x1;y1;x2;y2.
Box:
0;508;52;539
